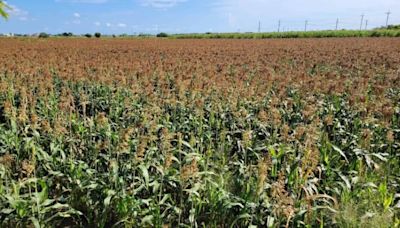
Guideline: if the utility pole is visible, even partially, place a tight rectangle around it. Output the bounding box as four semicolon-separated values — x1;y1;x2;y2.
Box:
335;18;339;30
360;14;364;30
258;21;261;33
305;20;308;32
365;20;368;30
278;20;281;32
385;10;391;27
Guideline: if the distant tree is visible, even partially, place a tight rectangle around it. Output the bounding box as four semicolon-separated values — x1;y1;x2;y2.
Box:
386;24;400;30
62;32;68;36
38;32;49;38
156;32;168;37
62;32;73;37
0;1;10;19
94;32;101;38
84;33;92;38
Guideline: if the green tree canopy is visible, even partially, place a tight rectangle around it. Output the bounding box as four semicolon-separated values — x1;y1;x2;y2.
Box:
0;1;10;19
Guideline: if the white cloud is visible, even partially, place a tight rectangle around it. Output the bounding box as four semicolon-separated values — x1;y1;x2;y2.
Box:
102;23;128;29
5;3;30;21
71;13;81;24
140;0;187;9
94;22;101;26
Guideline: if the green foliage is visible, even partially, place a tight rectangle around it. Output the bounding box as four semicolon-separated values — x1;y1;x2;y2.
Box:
38;33;49;38
84;33;92;38
377;24;400;30
0;39;399;227
0;76;399;227
171;29;400;39
386;24;400;30
138;33;153;37
61;32;73;37
94;32;101;38
157;32;169;38
0;1;10;19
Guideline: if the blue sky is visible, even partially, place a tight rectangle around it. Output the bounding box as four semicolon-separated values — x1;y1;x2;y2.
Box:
1;0;400;34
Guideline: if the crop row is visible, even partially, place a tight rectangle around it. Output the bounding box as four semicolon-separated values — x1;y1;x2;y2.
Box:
0;38;399;227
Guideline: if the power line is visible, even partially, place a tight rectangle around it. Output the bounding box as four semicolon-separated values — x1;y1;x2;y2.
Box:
305;20;308;32
278;20;281;32
360;14;364;30
250;10;397;33
385;10;391;26
336;18;339;30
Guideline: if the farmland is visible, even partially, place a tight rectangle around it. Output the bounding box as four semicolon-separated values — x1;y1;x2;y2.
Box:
0;37;399;227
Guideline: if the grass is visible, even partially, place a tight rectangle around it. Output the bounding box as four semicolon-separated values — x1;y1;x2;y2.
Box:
170;29;400;39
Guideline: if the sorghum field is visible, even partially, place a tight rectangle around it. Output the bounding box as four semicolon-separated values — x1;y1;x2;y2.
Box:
0;38;399;227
